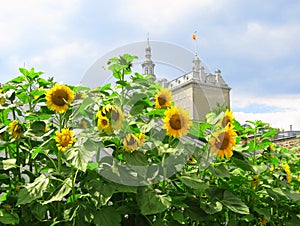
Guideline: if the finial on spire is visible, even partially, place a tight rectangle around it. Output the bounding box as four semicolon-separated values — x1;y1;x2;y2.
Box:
145;33;152;59
192;31;198;55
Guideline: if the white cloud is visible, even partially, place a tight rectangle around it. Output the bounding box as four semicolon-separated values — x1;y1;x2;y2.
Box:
5;41;101;85
0;0;80;50
117;0;227;34
213;21;300;60
235;111;300;131
232;93;300;130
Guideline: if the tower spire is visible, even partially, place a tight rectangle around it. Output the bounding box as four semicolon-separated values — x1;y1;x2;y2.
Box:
192;53;201;72
142;34;156;81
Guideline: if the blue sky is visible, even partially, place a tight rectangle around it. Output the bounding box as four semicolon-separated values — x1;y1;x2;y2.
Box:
1;0;300;130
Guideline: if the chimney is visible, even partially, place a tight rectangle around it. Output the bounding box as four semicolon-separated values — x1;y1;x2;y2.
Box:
290;125;292;131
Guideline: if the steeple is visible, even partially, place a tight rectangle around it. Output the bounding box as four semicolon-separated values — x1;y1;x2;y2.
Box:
192;53;201;72
142;35;156;81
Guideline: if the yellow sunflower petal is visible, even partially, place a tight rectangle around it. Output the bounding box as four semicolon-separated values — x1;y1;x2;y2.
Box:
220;109;234;127
9;120;23;139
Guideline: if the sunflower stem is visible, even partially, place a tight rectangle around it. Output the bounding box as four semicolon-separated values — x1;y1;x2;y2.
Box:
162;153;167;193
16;140;21;180
1;111;9;158
57;114;63;173
71;167;78;202
57;150;62;173
253;128;257;164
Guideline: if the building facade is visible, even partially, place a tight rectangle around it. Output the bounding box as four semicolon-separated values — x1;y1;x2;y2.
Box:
141;39;231;121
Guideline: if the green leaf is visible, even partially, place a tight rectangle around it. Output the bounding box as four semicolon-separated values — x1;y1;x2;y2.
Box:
0;173;10;180
241;214;255;223
32;202;47;221
137;187;171;215
189;121;211;140
116;80;130;86
233;120;244;132
89;181;114;206
179;176;208;190
0;209;19;225
232;157;254;172
65;137;96;172
43;178;72;205
285;190;300;202
17;174;50;205
75;97;95;115
252;164;267;174
253;207;271;221
29;121;46;136
172;210;185;224
222;190;249;214
267;187;288;200
130;103;144;116
201;200;223;214
139;119;157;133
0;193;7;202
9;75;26;83
208;164;230;178
0;159;16;170
123;151;148;166
121;54;138;64
99;83;111;91
94;206;121;226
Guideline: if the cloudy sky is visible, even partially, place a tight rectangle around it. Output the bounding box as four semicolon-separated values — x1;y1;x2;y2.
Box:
1;0;300;130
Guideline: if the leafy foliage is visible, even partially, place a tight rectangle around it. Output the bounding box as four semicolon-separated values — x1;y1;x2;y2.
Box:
0;57;299;226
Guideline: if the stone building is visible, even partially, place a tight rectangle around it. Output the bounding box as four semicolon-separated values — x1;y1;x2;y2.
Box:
141;39;231;121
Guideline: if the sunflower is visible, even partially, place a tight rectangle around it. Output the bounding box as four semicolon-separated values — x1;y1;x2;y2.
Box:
55;128;76;152
9;120;23;139
210;125;237;159
282;163;291;183
96;115;112;132
162;106;192;138
154;88;173;109
220;109;234;127
96;104;124;131
123;133;140;151
46;84;75;114
0;88;5;105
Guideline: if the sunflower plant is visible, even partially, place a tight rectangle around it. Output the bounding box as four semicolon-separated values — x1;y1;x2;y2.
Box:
0;54;299;226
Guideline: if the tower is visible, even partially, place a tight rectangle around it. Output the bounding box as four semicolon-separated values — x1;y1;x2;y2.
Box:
141;40;231;121
142;37;156;81
168;53;231;121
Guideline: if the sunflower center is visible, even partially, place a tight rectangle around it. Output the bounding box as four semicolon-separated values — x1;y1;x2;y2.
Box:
127;135;136;146
158;96;167;106
111;109;120;122
60;135;71;147
101;118;109;126
216;132;230;150
52;90;68;106
169;114;182;130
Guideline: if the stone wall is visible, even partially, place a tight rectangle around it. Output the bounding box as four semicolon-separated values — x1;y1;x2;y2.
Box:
274;137;300;151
